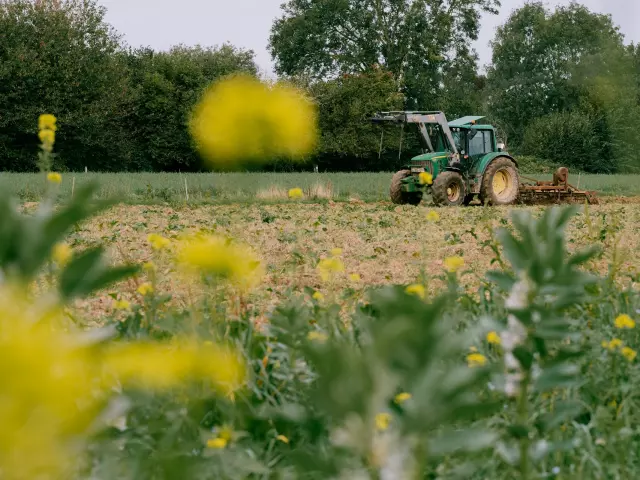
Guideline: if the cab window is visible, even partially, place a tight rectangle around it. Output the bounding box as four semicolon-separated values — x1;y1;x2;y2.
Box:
468;130;493;156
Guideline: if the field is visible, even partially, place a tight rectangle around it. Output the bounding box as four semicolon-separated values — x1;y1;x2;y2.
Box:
3;171;640;203
68;200;640;318
4;173;640;479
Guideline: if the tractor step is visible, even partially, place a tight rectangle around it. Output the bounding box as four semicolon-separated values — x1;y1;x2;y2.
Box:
519;168;600;205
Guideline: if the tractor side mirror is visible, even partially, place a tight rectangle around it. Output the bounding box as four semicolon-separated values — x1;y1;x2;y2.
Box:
497;142;505;151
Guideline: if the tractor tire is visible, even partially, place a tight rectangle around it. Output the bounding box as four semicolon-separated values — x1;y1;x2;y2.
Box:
480;157;520;206
432;171;466;207
390;170;422;206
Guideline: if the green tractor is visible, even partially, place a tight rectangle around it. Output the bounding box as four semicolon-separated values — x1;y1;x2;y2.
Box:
372;111;520;206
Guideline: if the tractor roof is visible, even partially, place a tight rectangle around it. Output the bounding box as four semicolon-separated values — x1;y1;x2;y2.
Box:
448;116;486;127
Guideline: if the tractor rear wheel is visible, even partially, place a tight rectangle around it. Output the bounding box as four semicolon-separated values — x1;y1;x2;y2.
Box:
432;171;466;207
480;157;520;206
390;170;422;205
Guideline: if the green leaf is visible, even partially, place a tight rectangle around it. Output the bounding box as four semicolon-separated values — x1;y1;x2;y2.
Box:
534;401;585;433
428;428;499;457
534;363;581;392
59;247;139;300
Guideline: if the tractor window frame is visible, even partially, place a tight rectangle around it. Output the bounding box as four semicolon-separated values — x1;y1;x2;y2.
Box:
468;129;493;157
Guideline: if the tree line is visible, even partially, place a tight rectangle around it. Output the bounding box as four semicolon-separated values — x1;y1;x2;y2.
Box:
1;0;638;173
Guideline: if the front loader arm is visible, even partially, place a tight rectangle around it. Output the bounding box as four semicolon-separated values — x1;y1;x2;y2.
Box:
370;111;458;156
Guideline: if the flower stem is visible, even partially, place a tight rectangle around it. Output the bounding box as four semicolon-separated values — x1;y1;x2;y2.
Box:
518;370;532;479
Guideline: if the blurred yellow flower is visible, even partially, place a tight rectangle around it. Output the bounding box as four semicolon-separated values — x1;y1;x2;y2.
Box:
112;299;131;310
147;233;171;250
52;243;72;266
621;347;637;362
288;187;304;199
0;294;98;479
307;331;328;342
375;413;392;432
137;283;154;296
426;210;440;222
394;392;412;404
349;273;361;282
39;129;56;145
602;338;623;351
312;291;325;301
317;257;345;281
418;172;433;185
467;353;487;368
405;283;425;299
444;256;465;273
39;114;57;131
486;331;501;345
207;438;228;449
46;172;62;184
614;314;635;329
176;234;264;289
189;75;317;168
331;248;343;257
102;339;246;394
276;434;290;444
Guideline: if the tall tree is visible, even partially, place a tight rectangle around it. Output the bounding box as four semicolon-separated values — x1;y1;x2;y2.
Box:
0;0;131;171
268;0;499;108
486;2;624;146
124;44;258;171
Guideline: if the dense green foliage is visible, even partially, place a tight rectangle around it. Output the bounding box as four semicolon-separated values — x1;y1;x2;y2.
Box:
486;2;640;173
1;0;639;173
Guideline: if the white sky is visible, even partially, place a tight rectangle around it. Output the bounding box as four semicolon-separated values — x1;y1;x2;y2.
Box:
101;0;640;76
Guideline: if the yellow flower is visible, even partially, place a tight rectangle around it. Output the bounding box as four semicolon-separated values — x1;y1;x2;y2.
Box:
444;256;465;273
418;172;433;185
349;273;361;282
614;314;635;329
394;392;412;404
602;338;623;351
307;331;328;342
147;233;171;250
189;75;317;168
621;347;637;362
112;299;131;310
467;353;487;368
39;129;56;145
288;187;304;199
317;257;345;282
276;434;290;444
207;437;228;449
47;172;62;184
52;243;72;266
176;234;264;289
312;291;325;301
426;210;440;222
39;114;57;131
469;346;478;353
486;331;501;345
0;289;98;479
102;339;246;394
330;248;343;257
405;284;425;299
375;412;392;432
137;283;154;296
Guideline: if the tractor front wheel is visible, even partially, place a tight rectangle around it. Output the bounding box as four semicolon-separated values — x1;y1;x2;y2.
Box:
432;171;466;207
390;170;422;205
480;157;520;206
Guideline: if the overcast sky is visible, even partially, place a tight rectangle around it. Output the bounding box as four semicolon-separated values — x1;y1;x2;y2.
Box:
101;0;639;76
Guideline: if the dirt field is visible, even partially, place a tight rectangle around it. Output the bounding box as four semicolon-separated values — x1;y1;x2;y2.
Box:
64;199;640;319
